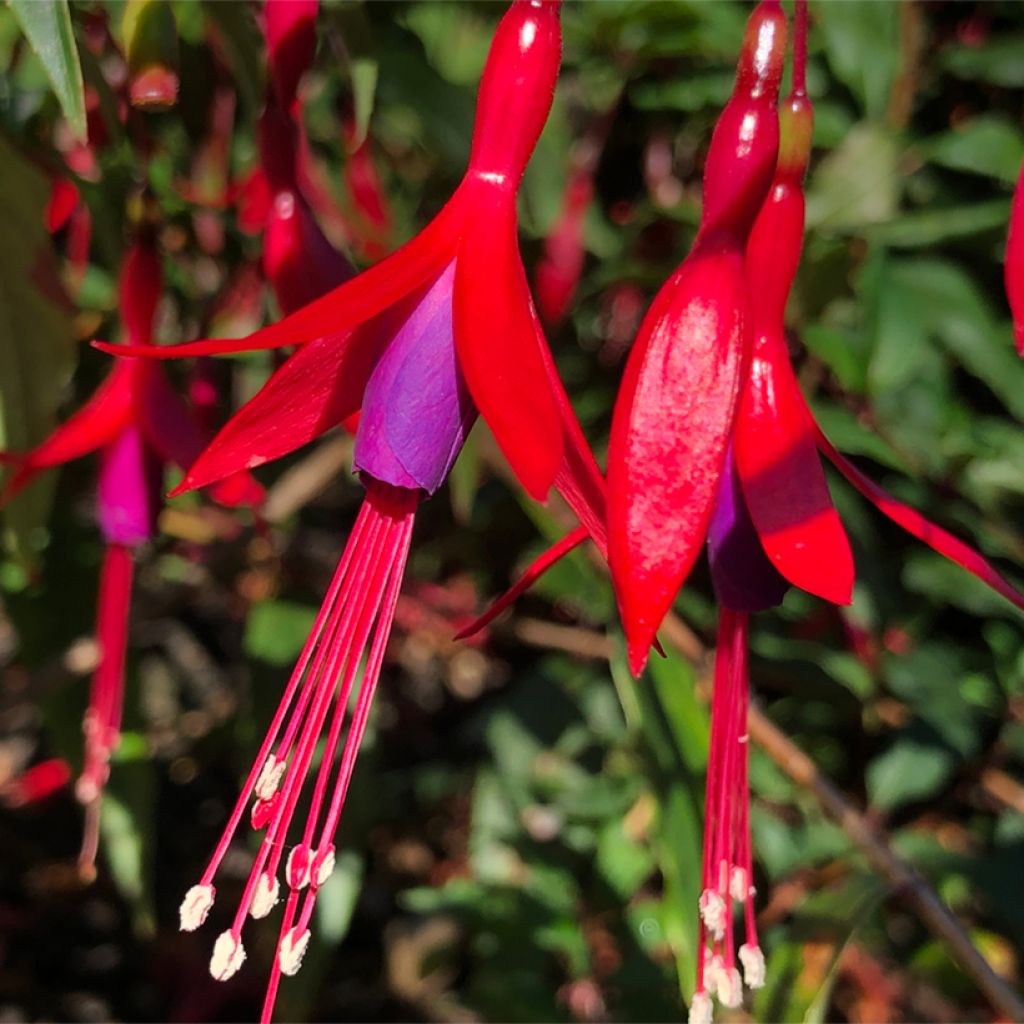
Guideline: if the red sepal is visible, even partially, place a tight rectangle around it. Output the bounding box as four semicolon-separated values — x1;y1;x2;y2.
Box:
455;525;589;640
815;428;1024;613
92;196;461;361
453;189;562;501
171;321;389;494
0;361;136;504
734;331;854;605
607;245;747;674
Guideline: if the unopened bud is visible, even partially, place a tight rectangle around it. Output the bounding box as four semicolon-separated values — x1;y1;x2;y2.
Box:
179;884;215;931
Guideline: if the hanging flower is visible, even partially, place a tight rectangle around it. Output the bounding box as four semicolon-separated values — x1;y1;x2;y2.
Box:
1;230;262;875
103;1;606;1016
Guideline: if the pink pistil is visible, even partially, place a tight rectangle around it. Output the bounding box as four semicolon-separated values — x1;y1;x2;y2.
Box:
691;610;764;1022
180;480;417;1022
77;543;135;878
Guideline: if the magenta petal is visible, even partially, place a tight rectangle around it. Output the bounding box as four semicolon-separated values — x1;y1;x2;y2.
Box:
354;263;476;494
708;447;789;612
96;425;162;546
136;366;214;473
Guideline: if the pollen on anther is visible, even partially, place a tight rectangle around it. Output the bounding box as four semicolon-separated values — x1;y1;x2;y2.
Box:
739;943;766;989
699;888;727;941
255;754;286;801
209;931;246;981
179;883;215;932
286;844;311;890
688;990;713;1024
278;926;311;976
729;866;748;903
250;872;281;919
716;966;743;1009
312;844;336;887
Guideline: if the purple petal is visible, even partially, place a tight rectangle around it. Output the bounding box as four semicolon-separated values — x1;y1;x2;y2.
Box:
707;446;789;612
354;262;476;494
96;425;162;546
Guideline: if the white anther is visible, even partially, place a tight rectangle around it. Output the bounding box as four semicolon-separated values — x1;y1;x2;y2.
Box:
278;926;311;976
730;866;749;903
716;967;743;1009
688;990;714;1024
250;872;280;919
699;888;727;941
286;844;311;890
739;943;766;989
312;845;336;888
704;953;725;994
255;755;286;801
209;931;246;981
179;884;215;932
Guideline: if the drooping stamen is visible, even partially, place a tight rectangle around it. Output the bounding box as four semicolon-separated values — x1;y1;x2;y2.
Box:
179;480;417;1022
693;610;764;1017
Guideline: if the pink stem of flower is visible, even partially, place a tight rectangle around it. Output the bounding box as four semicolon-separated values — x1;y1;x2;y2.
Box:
78;543;135;876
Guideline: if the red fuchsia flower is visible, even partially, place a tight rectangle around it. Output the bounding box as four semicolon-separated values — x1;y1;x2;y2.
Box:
1005;160;1024;356
1;232;262;875
596;4;1024;1018
104;1;606;1015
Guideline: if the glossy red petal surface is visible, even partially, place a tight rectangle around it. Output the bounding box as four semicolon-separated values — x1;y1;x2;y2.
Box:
453;192;562;501
816;428;1024;612
607;246;747;674
734;331;853;605
1;362;137;504
97;195;462;361
455;525;589;640
171;322;388;493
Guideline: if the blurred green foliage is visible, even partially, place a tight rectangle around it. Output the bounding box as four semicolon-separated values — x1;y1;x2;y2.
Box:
0;1;1023;1022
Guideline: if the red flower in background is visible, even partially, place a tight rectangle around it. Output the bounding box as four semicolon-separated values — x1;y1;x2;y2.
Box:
1;230;262;875
1005;160;1024;356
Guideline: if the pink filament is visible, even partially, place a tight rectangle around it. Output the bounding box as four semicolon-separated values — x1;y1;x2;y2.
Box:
187;480;418;1021
78;543;135;876
695;609;759;1001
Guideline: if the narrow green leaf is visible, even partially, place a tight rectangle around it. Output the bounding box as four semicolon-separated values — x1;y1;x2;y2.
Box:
8;0;86;139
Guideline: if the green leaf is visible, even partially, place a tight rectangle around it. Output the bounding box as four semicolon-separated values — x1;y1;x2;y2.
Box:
943;33;1024;88
867;737;956;811
201;0;263;110
924;117;1024;185
817;1;901;121
243;599;317;666
0;132;77;563
8;0;86;139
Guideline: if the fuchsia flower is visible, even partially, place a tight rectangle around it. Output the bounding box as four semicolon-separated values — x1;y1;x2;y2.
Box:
597;4;1024;1019
102;2;606;1015
1;232;262;874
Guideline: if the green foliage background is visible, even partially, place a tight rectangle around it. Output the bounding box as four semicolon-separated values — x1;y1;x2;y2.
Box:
0;1;1023;1021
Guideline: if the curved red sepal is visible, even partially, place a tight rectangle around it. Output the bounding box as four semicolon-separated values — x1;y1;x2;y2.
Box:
135;367;264;507
453;190;562;501
94;197;462;362
608;246;748;675
815;428;1024;613
171;322;389;494
734;331;854;605
455;524;589;640
0;361;136;505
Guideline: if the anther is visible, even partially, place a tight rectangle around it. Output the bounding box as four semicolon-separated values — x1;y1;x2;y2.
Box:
286;843;312;890
312;843;336;888
278;926;311;976
688;990;713;1024
699;888;727;941
739;943;766;989
255;755;286;801
250;872;281;919
209;931;246;981
179;884;215;931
